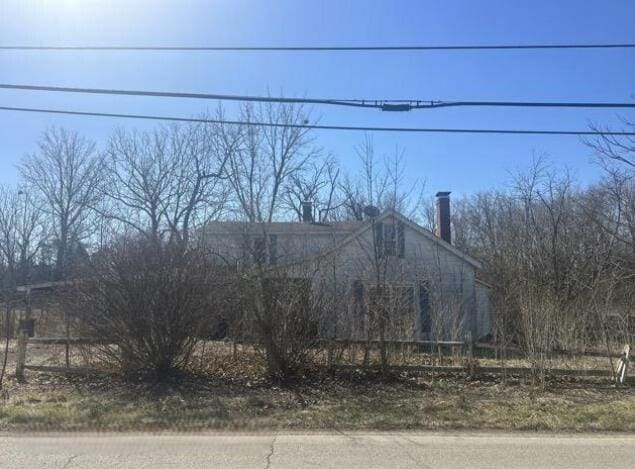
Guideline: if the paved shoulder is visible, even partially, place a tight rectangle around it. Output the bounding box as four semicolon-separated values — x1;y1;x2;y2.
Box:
0;432;633;468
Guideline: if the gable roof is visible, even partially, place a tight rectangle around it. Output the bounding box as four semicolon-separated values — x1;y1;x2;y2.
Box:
200;210;482;270
334;209;482;269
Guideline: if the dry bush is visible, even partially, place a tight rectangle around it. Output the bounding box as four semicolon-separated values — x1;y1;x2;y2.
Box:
238;272;332;380
516;286;558;385
67;239;218;379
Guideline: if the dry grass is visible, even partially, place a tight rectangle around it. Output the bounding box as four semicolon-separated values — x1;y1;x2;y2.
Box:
1;340;633;433
1;366;634;433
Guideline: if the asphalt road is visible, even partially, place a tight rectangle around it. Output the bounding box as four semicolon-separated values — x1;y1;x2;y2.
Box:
0;432;633;468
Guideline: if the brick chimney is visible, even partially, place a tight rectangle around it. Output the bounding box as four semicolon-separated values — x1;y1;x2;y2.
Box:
301;201;313;223
435;191;451;244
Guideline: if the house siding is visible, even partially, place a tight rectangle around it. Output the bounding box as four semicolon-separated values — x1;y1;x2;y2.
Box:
201;212;490;341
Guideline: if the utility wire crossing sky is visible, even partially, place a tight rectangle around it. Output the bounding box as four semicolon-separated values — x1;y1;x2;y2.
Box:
2;42;635;51
1;105;634;137
2;83;635;112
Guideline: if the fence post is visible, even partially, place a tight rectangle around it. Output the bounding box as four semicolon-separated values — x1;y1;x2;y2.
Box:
64;310;71;369
15;332;28;381
15;285;32;380
616;344;630;384
465;331;475;377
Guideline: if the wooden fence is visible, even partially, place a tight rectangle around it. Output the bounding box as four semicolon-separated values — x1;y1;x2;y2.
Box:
14;334;632;384
15;336;112;379
318;337;630;382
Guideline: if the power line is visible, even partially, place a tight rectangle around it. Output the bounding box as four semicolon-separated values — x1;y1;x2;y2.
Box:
2;83;635;112
1;43;635;52
414;101;635;110
0;84;378;109
1;105;633;136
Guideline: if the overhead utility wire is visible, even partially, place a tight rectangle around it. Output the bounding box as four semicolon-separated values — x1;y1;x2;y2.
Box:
2;84;635;112
0;83;377;109
1;105;633;136
1;43;635;51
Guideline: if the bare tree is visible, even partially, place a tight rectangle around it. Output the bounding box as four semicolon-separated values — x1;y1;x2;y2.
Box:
103;126;177;241
587;117;635;169
0;185;47;388
340;136;425;221
226;103;318;222
282;155;344;222
452;155;634;383
218;102;328;378
19;127;103;279
103;116;236;244
164;115;238;244
0;186;46;286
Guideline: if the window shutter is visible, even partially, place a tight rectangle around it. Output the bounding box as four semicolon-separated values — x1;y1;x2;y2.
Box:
352;280;366;328
253;237;266;264
397;221;405;258
353;280;364;303
240;235;251;265
268;234;277;265
374;222;384;256
383;223;396;256
418;283;431;334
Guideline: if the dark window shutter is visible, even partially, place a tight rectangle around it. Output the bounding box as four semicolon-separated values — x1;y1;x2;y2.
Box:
269;234;277;265
374;222;384;256
397;221;405;257
241;236;251;264
352;280;365;326
254;237;266;264
419;283;431;333
383;223;396;256
353;280;364;303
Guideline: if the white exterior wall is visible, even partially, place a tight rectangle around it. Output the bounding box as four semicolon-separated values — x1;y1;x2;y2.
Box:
325;214;480;341
201;213;490;341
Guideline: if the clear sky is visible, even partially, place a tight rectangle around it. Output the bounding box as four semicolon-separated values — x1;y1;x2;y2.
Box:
1;0;634;197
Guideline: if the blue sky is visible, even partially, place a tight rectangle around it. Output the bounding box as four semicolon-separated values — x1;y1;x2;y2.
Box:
0;0;634;196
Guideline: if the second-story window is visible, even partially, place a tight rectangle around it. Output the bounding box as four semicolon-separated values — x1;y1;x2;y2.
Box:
384;223;396;256
374;221;406;258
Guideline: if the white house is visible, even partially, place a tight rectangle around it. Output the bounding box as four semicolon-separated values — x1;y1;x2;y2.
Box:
201;192;491;341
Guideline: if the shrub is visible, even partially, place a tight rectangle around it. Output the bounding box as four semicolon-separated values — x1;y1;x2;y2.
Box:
69;239;218;379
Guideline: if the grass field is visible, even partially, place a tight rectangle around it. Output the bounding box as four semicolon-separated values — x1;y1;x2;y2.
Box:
1;369;634;433
1;340;633;433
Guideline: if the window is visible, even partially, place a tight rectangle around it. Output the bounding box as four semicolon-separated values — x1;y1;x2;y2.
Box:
374;221;406;257
384;223;396;256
